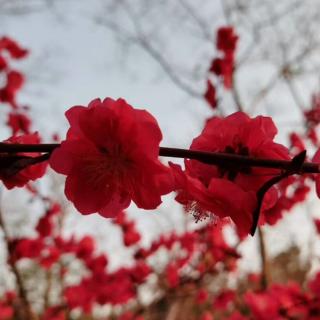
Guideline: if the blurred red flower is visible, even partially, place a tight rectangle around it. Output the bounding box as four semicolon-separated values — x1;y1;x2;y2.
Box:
0;133;47;189
204;80;217;109
209;56;234;89
216;26;238;55
7;112;31;135
0;36;28;59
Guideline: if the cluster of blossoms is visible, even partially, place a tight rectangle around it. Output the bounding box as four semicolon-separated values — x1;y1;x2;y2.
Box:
0;36;31;132
2;204;320;319
0;37;47;189
204;27;238;109
4;204;151;318
0;37;28;109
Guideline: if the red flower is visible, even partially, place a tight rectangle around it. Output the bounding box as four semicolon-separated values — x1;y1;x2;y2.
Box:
0;55;7;71
85;254;108;274
50;98;173;218
172;112;289;234
204;80;217;109
123;223;141;247
113;212;141;246
209;57;234;89
305;93;320;125
170;162;255;234
36;203;60;238
11;238;44;262
213;289;235;310
245;291;279;320
0;304;13;320
309;272;320;296
7;112;31;135
312;149;320;198
216;26;238;55
40;246;60;269
290;132;305;154
314;218;320;234
0;133;47;189
130;261;151;283
0;37;28;59
166;262;179;288
0;86;16;107
36;215;52;238
76;236;95;260
207;26;238;90
0;70;25;108
200;312;213;320
64;284;93;313
196;289;208;304
42;307;65;320
6;70;24;92
227;312;247;320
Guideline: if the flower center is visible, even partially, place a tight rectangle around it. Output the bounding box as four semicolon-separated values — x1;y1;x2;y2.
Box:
219;143;252;181
81;147;133;192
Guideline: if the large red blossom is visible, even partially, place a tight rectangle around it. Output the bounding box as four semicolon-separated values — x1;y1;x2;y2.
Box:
50;98;173;218
172;112;289;234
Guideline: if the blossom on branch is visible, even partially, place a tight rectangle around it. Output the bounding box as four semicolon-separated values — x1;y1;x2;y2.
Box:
7;112;31;135
216;27;238;55
171;112;289;235
0;36;28;59
170;162;256;235
0;133;47;189
204;80;217;109
207;26;238;91
49;98;173;217
209;56;234;89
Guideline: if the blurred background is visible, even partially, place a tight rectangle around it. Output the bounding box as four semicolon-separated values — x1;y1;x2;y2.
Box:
0;0;320;319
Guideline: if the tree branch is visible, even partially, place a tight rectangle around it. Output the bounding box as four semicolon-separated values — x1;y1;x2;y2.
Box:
0;143;319;174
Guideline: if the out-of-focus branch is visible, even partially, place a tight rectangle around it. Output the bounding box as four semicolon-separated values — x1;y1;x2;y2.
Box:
96;1;203;99
0;205;37;319
258;227;270;289
0;0;48;15
231;74;244;112
248;71;281;113
177;0;212;41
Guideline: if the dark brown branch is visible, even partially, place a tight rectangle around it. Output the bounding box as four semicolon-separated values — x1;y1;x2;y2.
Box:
250;151;307;235
0;207;37;319
0;143;319;174
258;227;270;289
